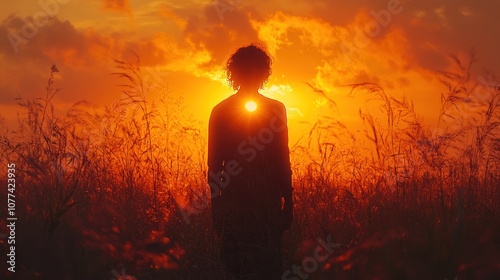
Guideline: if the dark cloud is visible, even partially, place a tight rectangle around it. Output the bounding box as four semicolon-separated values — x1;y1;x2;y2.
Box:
304;0;500;75
0;15;109;64
0;14;171;106
183;4;261;69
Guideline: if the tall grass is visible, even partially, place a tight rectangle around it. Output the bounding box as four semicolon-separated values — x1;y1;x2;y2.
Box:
0;55;499;279
291;54;500;279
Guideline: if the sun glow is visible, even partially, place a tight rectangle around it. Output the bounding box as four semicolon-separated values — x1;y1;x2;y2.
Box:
245;101;257;112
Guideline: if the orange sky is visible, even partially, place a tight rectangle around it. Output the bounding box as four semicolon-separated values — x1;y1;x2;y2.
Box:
1;0;499;145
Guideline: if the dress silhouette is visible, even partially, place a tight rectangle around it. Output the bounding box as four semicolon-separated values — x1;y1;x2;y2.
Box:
208;44;293;279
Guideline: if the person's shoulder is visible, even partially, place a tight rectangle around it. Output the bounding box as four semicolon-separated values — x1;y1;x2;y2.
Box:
260;95;286;112
211;95;237;116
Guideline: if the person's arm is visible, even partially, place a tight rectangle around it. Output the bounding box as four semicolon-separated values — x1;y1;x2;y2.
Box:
207;108;224;235
276;104;293;231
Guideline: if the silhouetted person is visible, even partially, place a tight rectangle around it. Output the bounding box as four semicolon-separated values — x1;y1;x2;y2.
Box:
208;44;293;279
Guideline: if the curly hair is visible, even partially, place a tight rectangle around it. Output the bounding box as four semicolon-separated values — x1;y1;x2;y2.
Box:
226;44;272;90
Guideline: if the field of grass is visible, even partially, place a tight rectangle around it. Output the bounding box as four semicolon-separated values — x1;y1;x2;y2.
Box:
1;58;499;279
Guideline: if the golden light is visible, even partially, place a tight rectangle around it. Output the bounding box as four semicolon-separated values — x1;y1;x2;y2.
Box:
245;101;257;112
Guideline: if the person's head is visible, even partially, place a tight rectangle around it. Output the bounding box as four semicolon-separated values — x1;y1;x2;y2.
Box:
226;44;272;91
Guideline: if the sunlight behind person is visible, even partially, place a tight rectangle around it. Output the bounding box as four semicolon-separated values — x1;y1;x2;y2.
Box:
245;100;257;112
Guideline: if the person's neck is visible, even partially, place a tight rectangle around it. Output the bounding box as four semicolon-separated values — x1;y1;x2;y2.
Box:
236;87;260;96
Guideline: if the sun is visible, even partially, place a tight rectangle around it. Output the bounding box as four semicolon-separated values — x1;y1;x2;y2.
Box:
245;101;257;112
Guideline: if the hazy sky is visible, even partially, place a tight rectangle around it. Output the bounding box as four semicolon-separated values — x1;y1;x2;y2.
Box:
1;0;499;143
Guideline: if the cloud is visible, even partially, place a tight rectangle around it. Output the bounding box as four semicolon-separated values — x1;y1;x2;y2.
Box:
257;0;499;80
0;14;174;107
1;0;499;130
101;0;131;13
247;10;414;94
0;14;113;65
183;4;261;68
